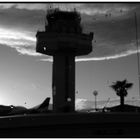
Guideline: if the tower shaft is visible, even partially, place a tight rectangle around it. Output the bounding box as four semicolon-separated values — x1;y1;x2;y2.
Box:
52;53;75;112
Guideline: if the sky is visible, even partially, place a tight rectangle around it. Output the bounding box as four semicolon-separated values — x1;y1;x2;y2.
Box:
0;3;139;108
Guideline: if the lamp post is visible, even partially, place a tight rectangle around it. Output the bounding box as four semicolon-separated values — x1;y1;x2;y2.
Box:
93;90;98;111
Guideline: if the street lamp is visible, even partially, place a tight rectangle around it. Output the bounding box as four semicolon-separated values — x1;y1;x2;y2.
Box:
93;90;98;110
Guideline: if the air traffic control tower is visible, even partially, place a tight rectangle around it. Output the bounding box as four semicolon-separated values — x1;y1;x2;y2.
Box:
36;9;93;113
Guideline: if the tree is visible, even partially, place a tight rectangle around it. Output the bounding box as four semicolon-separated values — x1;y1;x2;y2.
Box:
110;79;133;111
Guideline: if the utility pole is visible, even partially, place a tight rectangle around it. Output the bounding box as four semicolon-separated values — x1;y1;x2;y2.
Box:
135;12;140;98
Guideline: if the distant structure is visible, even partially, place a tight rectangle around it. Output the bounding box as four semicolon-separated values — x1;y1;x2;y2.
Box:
36;8;93;113
93;90;98;110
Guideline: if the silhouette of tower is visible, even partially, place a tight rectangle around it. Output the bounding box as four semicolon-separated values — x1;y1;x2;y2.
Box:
36;9;93;113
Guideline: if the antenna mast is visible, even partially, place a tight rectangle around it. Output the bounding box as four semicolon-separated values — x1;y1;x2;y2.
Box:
135;12;140;98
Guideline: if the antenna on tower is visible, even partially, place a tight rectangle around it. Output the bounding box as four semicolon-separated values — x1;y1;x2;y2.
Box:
47;3;53;9
45;8;48;26
45;3;53;30
135;12;140;98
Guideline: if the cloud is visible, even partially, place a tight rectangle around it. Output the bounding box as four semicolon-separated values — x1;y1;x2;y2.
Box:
0;27;41;56
80;3;135;15
0;3;136;17
0;3;82;11
16;47;41;56
75;98;89;110
40;48;140;62
0;4;15;9
76;49;140;62
0;4;46;10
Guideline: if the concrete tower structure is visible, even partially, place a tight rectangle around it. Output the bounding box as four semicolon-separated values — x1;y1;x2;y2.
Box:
36;9;93;113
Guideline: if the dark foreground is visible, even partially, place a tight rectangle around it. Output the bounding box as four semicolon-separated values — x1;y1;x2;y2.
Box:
0;112;140;138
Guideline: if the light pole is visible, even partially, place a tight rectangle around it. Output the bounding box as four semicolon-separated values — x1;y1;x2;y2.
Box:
93;90;98;110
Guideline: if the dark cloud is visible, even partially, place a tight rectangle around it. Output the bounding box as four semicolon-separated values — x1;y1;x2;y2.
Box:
0;7;45;31
80;3;140;60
